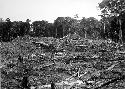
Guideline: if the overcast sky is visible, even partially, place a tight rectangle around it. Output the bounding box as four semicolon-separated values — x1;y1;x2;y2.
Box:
1;0;102;23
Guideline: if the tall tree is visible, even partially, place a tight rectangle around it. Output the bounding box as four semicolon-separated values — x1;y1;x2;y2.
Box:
54;17;65;38
80;17;100;39
99;0;125;44
1;18;12;42
54;17;81;38
32;20;48;37
80;17;88;38
46;23;55;37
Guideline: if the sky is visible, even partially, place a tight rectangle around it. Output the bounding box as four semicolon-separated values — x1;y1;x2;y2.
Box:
1;0;102;23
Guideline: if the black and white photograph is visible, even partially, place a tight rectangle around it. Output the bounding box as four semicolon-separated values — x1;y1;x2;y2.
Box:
0;0;125;89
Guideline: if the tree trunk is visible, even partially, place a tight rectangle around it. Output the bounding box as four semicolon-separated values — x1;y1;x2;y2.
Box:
104;22;105;34
56;28;57;38
119;19;123;44
84;29;87;38
51;82;55;89
21;76;30;89
63;26;64;38
104;22;106;39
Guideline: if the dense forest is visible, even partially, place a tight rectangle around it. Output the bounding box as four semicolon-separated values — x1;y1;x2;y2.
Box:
1;13;125;43
1;0;125;89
